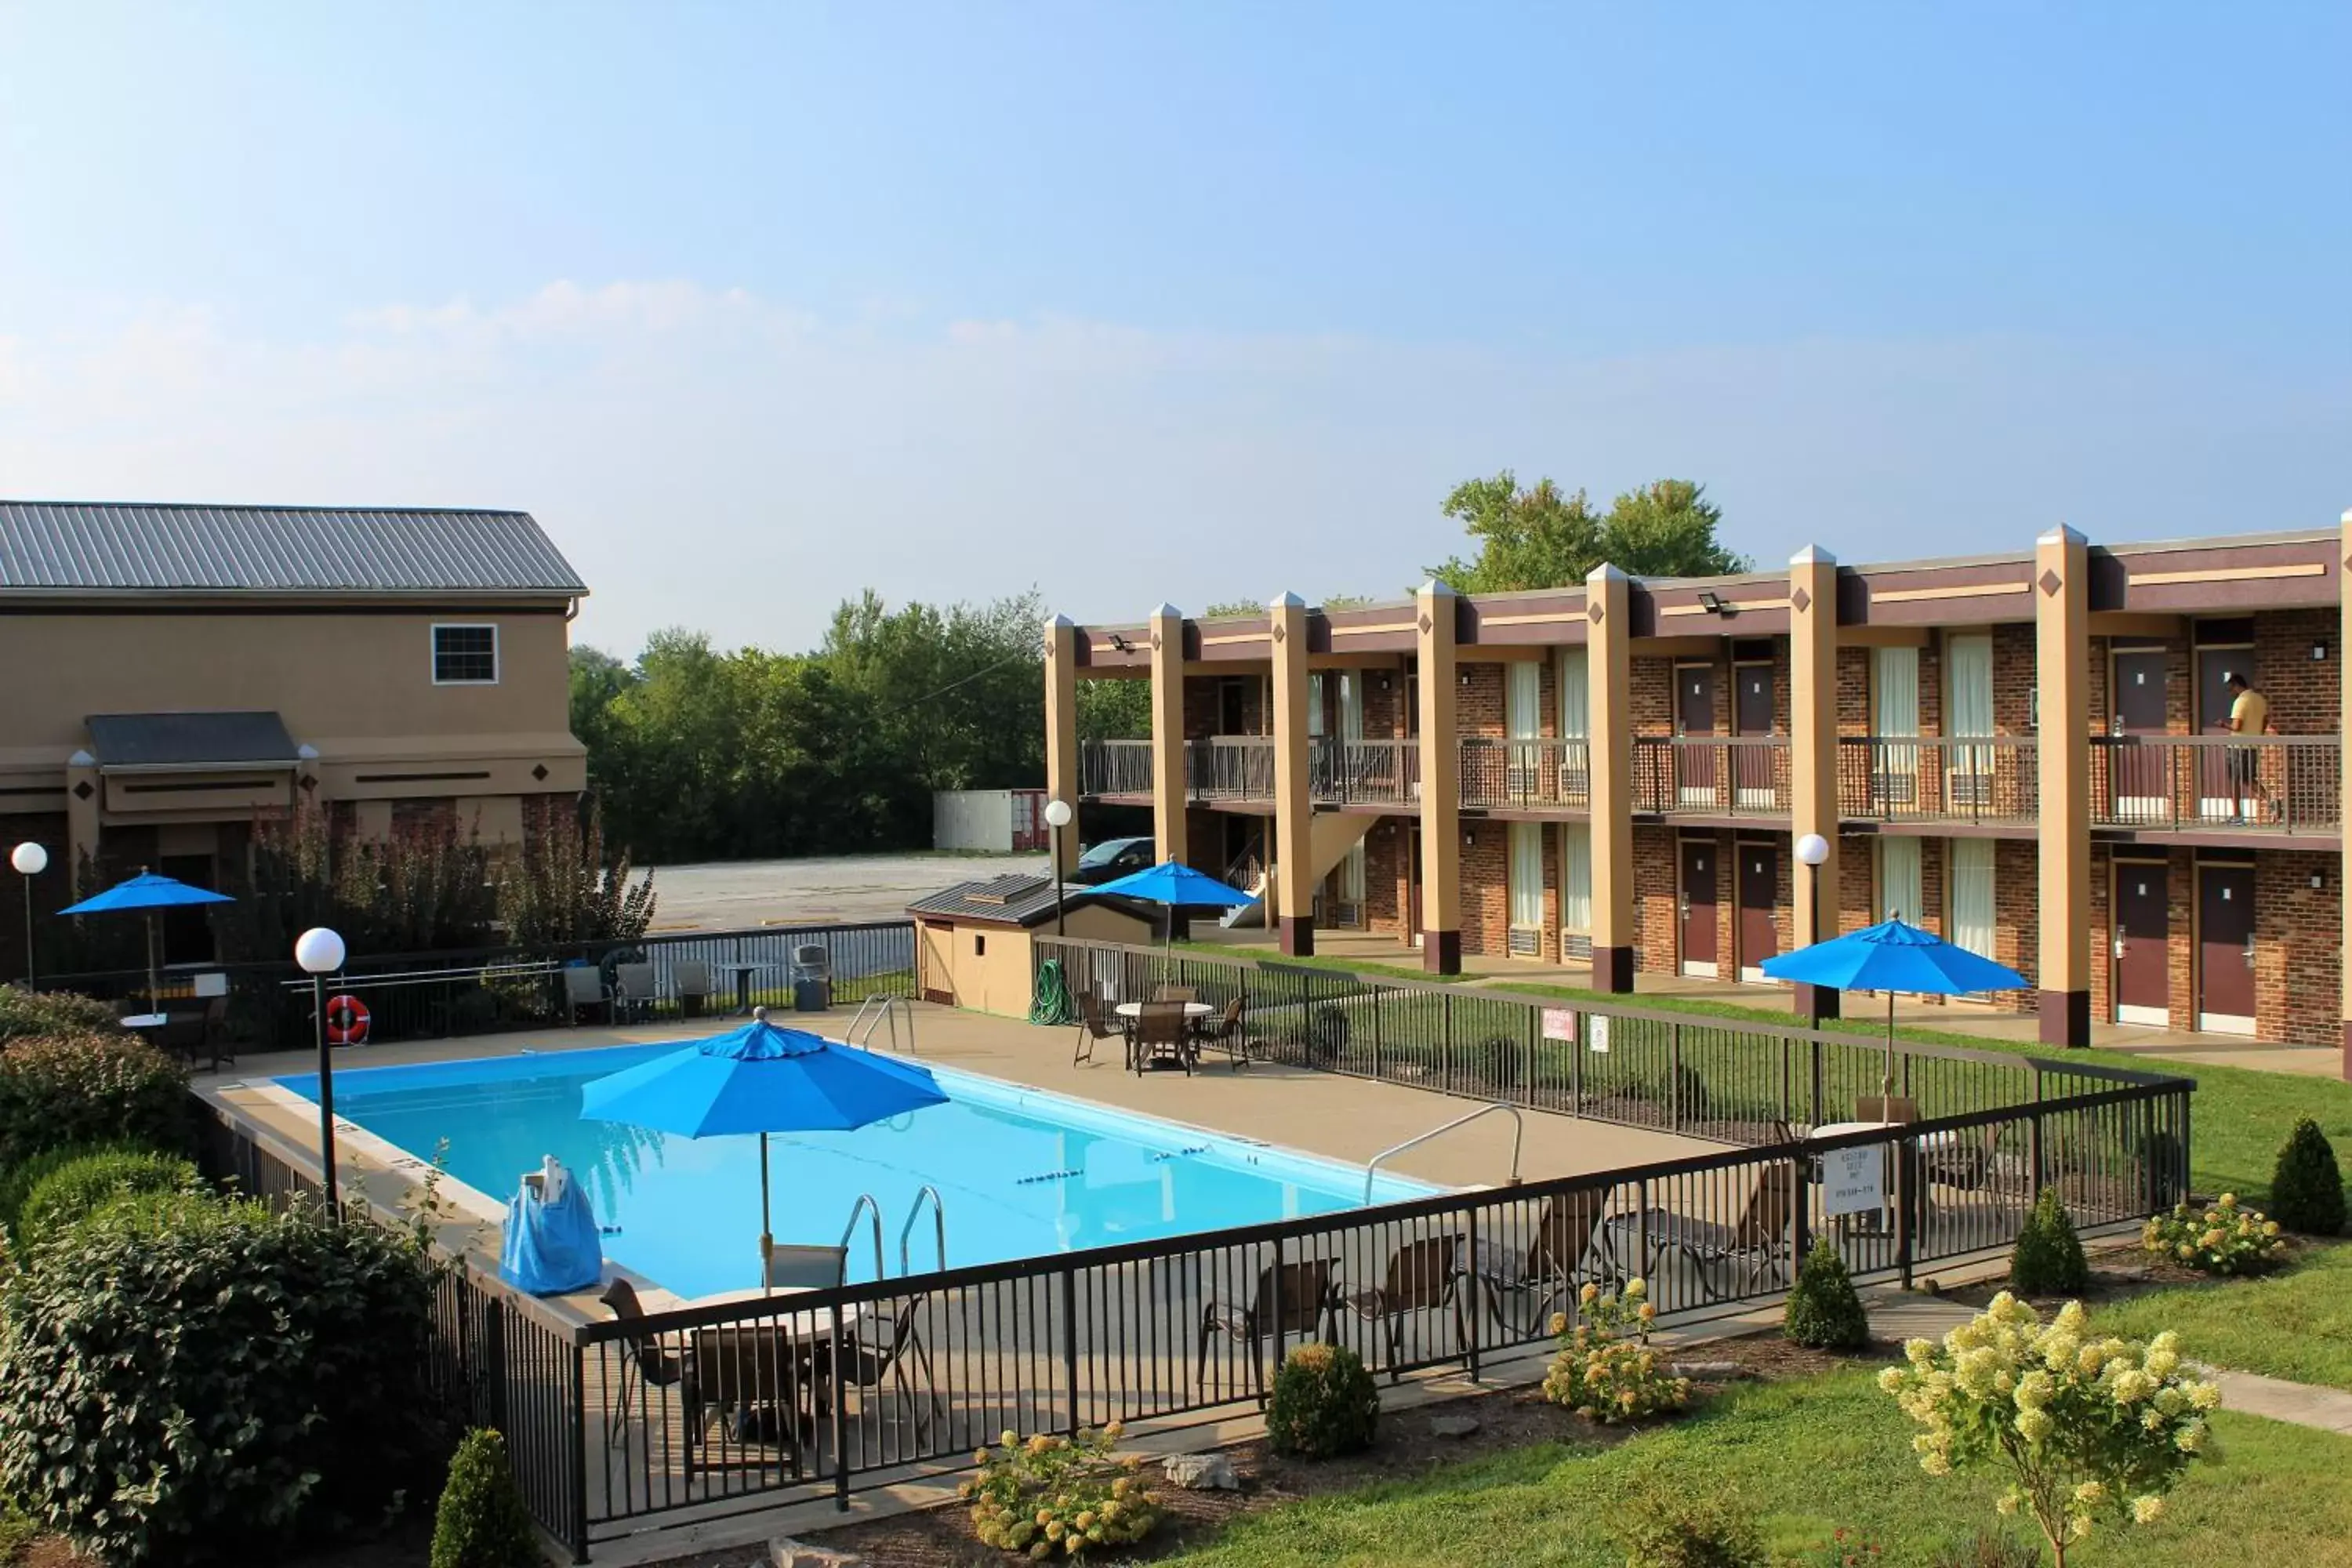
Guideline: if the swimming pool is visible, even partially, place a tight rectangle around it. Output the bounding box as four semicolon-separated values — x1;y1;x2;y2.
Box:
274;1043;1436;1298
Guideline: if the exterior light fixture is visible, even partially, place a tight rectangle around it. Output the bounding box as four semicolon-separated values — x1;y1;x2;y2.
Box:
1107;633;1132;653
1793;833;1834;1025
9;842;46;988
1043;798;1075;935
294;927;349;1219
2314;644;2328;662
1697;591;1725;614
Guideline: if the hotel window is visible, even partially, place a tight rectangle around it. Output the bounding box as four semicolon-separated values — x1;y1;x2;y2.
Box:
1558;821;1592;961
1508;821;1544;956
1338;672;1363;741
1878;834;1923;927
1557;646;1591;807
1308;673;1326;739
1507;661;1541;794
1949;838;1996;957
1871;645;1921;804
432;624;499;684
1947;633;1995;807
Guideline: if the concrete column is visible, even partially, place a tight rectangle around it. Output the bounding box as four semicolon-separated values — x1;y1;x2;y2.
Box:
1584;564;1636;991
1148;604;1189;869
1043;613;1081;870
1415;581;1461;974
1269;593;1315;956
64;750;99;889
2339;509;2352;1079
2035;525;2092;1047
1788;546;1842;1022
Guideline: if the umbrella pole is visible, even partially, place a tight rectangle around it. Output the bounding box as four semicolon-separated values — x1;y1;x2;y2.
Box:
1884;990;1896;1105
759;1130;774;1298
146;913;159;1015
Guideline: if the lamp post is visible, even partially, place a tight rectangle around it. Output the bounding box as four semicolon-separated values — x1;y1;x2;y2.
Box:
1793;833;1835;1024
295;927;347;1218
1043;798;1074;936
9;843;45;989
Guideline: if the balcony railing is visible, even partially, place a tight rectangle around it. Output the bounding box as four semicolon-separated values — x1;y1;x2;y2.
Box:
1839;736;2039;827
2089;735;2339;834
1312;738;1419;807
1080;738;1154;797
1635;736;1791;816
1192;735;1276;800
1460;737;1592;811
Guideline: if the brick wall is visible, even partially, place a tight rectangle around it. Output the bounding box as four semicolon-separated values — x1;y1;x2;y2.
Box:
1363;817;1411;941
1460;821;1508;956
1992;624;2035;734
2251;609;2336;734
2256;848;2339;1047
1181;673;1268;739
390;797;457;837
1835;648;1871;736
1634;824;1678;972
1991;839;2040;1011
1460;662;1506;739
1632;658;1675;737
1359;667;1406;739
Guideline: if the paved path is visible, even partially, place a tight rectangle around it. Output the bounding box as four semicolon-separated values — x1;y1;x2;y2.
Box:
1866;1293;2352;1436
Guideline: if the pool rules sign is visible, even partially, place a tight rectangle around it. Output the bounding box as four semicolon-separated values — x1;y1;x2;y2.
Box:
1821;1145;1886;1217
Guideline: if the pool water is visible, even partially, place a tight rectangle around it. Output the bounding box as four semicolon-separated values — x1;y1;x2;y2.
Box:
274;1043;1434;1298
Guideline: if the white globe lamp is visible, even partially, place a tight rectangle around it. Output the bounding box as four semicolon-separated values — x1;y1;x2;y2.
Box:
9;842;47;988
294;927;349;1218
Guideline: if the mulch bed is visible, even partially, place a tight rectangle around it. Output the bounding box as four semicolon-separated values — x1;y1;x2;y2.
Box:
1930;1246;2212;1316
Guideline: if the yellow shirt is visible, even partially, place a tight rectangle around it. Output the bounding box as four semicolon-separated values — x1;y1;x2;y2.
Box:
2229;689;2269;735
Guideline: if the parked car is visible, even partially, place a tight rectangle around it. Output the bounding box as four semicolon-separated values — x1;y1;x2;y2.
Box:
1069;836;1156;886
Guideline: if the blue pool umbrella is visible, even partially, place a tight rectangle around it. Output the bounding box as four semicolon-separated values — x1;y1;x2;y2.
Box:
1762;916;2028;1099
1089;858;1258;942
59;869;235;1014
579;1007;948;1288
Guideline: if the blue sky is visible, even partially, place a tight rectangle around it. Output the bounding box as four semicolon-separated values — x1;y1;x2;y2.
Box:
2;3;2344;651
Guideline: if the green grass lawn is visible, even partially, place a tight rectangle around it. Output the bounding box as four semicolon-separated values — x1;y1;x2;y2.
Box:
2093;1240;2352;1393
1162;1369;2352;1567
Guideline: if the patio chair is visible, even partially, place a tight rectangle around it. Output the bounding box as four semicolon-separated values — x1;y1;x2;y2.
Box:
839;1294;943;1442
563;964;614;1025
672;960;716;1018
1073;989;1124;1066
150;1008;213;1070
1196;1257;1338;1399
1856;1096;1919;1125
613;961;659;1022
684;1323;812;1475
764;1243;849;1291
597;1279;694;1450
1344;1233;1471;1380
1152;984;1198;1004
1193;994;1250;1070
1129;1000;1194;1076
1665;1162;1798;1298
1475;1187;1613;1336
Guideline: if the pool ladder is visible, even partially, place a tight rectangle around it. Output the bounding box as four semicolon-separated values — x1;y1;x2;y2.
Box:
847;993;916;1054
839;1185;949;1278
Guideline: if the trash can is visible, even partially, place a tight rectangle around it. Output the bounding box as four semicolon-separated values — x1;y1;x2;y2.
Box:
791;943;833;1012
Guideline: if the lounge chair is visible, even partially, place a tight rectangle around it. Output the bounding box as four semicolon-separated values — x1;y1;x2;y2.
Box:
1475;1186;1613;1335
1073;989;1124;1066
1664;1162;1798;1298
1344;1233;1470;1379
839;1295;942;1442
1197;1257;1338;1399
562;965;613;1025
672;960;716;1018
1129;1000;1193;1075
613;961;659;1022
764;1243;849;1291
1194;995;1249;1069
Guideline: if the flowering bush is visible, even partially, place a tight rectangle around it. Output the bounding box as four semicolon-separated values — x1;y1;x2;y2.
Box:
1878;1293;2219;1567
2141;1193;2290;1276
1606;1474;1764;1568
961;1424;1165;1559
1786;1526;1887;1566
1265;1341;1379;1458
1539;1277;1690;1424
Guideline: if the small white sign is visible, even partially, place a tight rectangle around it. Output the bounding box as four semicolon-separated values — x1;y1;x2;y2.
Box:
1822;1145;1885;1217
1588;1015;1611;1054
1541;1007;1578;1043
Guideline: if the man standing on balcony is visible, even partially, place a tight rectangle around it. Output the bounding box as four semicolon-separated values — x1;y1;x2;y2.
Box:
2225;671;2272;824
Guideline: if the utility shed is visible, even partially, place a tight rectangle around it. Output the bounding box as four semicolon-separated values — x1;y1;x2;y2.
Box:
907;874;1153;1018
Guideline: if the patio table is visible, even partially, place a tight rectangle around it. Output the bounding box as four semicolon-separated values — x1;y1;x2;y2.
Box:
712;961;777;1016
120;1012;169;1030
1112;1001;1214;1023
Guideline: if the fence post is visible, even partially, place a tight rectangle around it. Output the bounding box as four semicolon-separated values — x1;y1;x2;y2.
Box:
1268;1233;1287;1398
569;1343;590;1563
830;1305;851;1510
485;1298;510;1435
2027;1064;2045;1195
1791;1149;1812;1267
1569;1011;1583;1118
1894;1136;1915;1289
1442;992;1454;1091
1062;1266;1083;1436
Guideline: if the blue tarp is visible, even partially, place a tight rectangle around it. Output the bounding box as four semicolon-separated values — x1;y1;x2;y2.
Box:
499;1173;604;1296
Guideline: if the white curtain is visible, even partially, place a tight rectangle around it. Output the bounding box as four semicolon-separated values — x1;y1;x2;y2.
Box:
1338;673;1363;741
1878;836;1924;927
1508;661;1541;739
1559;822;1592;934
1950;838;1995;956
1340;840;1367;903
1947;635;1993;735
1308;673;1325;738
1874;647;1921;736
1509;822;1543;930
1557;647;1589;739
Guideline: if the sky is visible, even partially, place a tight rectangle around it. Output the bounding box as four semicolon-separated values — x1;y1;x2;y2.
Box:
1;3;2346;655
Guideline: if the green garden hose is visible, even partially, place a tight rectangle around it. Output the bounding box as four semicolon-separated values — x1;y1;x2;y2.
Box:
1030;956;1076;1026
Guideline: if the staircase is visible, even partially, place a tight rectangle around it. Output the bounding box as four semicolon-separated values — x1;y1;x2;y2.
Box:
1221;814;1377;926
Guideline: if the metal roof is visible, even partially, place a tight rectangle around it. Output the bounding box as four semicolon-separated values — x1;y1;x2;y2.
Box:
86;711;300;770
0;502;587;595
907;875;1145;928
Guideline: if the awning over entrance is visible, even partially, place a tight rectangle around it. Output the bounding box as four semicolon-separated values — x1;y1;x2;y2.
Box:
85;711;300;772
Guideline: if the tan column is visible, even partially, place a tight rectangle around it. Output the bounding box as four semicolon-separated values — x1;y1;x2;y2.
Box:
1043;614;1081;870
1148;604;1189;869
2339;510;2352;1079
1416;581;1462;973
1788;546;1842;1022
2035;524;2092;1047
1269;593;1315;956
1584;564;1635;991
64;750;99;890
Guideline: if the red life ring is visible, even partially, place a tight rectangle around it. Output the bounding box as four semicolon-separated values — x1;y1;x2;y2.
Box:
325;994;371;1046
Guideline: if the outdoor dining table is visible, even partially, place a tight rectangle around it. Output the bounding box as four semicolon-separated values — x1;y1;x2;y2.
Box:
1111;1001;1215;1024
677;1289;873;1451
119;1012;169;1030
711;961;776;1015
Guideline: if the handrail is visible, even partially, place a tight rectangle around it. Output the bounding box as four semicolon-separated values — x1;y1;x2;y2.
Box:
840;1192;887;1280
1362;1102;1524;1204
846;993;916;1054
899;1185;947;1276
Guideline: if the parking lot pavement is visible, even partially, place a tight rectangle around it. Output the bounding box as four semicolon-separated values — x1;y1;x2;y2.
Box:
644;851;1048;931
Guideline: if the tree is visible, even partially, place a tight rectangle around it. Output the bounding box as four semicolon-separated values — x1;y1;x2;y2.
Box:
1076;679;1151;742
1427;474;1749;592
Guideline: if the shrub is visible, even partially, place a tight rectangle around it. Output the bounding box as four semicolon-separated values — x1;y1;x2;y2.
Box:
962;1424;1164;1559
1784;1238;1870;1351
0;1030;190;1168
0;1142;107;1236
430;1428;543;1568
2142;1193;2291;1276
15;1145;204;1250
0;1190;447;1564
1787;1526;1891;1566
1265;1341;1380;1459
2009;1189;2088;1296
1540;1278;1691;1424
2267;1118;2346;1237
1878;1293;2218;1567
0;985;122;1046
1606;1475;1765;1568
1929;1530;2043;1568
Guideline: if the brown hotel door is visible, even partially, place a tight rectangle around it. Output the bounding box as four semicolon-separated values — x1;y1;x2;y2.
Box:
2197;865;2256;1035
2111;859;2169;1027
1679;837;1719;978
1676;665;1716;806
2109;650;2169;823
1737;842;1777;982
1733;662;1775;808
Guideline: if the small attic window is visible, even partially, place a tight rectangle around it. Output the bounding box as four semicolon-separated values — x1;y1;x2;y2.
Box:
975;934;986;956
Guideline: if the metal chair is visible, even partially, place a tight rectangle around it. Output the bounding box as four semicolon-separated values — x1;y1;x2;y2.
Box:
764;1243;849;1291
1152;984;1198;1004
1475;1186;1614;1335
1129;1000;1193;1075
840;1295;943;1441
1197;1257;1338;1399
672;960;716;1018
598;1279;693;1450
1669;1162;1798;1296
1073;989;1125;1066
613;961;659;1022
1193;994;1249;1069
1344;1233;1470;1380
562;965;613;1025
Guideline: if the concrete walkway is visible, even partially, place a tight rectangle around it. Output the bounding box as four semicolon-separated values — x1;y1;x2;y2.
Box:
1867;1294;2352;1436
